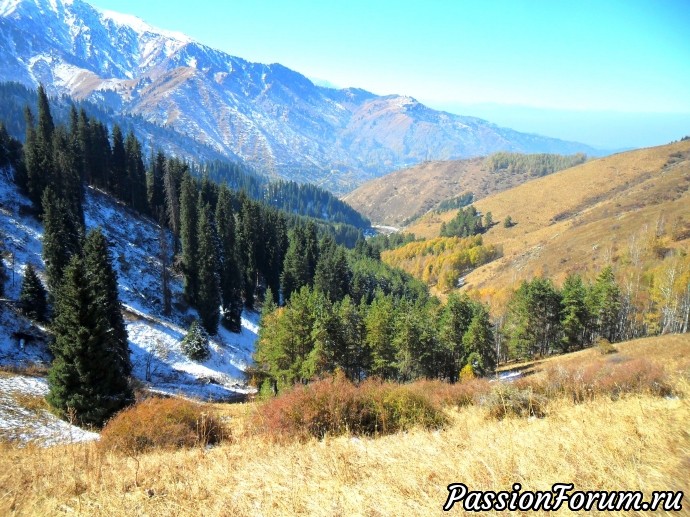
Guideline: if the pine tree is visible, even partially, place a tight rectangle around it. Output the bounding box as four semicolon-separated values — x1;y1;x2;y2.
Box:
24;85;56;211
462;306;496;375
365;291;398;379
592;266;621;342
47;255;133;427
181;319;211;361
439;293;475;382
560;273;589;352
83;228;132;377
196;201;221;335
19;264;47;321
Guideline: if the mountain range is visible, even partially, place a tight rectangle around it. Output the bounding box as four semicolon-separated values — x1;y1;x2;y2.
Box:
0;0;604;192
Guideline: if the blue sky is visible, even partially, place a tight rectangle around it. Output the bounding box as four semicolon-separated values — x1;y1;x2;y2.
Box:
90;0;690;149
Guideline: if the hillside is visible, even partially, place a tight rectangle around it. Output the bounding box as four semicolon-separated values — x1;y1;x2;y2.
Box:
0;0;602;191
2;333;688;514
0;166;257;404
344;153;586;226
405;140;690;304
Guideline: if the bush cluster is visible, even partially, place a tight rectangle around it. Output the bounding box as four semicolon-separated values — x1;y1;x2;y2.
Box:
253;373;448;440
99;397;227;454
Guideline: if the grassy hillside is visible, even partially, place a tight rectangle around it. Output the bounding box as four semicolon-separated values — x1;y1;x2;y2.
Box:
343;152;586;226
1;333;688;515
405;140;690;305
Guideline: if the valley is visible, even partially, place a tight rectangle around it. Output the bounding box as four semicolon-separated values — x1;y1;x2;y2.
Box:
0;0;688;514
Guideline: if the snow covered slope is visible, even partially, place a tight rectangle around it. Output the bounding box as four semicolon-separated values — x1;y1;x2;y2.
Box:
0;167;257;402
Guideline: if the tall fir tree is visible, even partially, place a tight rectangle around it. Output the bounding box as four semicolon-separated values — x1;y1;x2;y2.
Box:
19;264;47;321
215;185;243;331
109;124;126;200
196;201;221;335
124;131;148;213
41;187;82;294
83;228;132;377
179;171;199;304
47;255;133;427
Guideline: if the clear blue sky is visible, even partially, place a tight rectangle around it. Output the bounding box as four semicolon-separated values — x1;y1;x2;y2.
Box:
89;0;690;148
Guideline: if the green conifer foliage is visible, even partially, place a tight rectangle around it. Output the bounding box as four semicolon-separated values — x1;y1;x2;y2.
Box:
181;319;211;361
196;201;220;335
83;228;132;377
47;255;133;427
19;264;47;322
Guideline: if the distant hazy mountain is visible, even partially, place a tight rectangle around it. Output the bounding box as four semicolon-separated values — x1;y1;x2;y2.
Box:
0;0;604;192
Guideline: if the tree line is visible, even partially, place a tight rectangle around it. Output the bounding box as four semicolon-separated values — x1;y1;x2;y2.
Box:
484;151;587;177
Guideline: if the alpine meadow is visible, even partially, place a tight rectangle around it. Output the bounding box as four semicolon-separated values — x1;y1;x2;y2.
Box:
0;0;688;515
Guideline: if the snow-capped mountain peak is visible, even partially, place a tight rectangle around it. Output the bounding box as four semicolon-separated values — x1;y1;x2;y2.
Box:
0;0;601;192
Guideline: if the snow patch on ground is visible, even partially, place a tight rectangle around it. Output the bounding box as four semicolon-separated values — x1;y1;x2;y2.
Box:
0;375;99;446
1;171;258;408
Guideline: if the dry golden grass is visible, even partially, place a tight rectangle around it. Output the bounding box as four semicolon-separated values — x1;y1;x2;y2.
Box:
404;141;690;307
1;334;688;515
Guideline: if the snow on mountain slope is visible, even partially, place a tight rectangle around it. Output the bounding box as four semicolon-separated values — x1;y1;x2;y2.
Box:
0;168;257;402
0;0;603;192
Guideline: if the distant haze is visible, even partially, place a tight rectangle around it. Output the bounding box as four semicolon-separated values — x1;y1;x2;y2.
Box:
424;103;690;150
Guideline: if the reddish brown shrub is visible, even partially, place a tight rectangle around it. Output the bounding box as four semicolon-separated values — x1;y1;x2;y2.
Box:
253;374;447;441
100;397;227;454
537;356;673;402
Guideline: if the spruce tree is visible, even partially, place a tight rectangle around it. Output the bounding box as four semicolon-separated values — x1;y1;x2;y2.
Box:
196;201;221;335
47;255;133;427
83;228;132;377
110;125;126;200
215;185;243;331
41;187;82;294
19;264;47;321
181;319;210;361
179;172;199;304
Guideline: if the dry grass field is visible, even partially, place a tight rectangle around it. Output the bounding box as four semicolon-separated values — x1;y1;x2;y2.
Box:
1;333;688;516
404;141;690;305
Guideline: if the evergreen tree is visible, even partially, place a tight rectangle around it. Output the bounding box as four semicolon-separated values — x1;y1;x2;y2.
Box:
147;150;166;217
215;185;243;331
462;306;496;375
179;172;199;304
281;222;319;302
124;131;148;213
505;278;562;359
364;291;398;379
47;255;133;427
313;235;351;302
83;228;132;377
41;188;82;294
591;266;621;342
19;264;47;321
181;319;211;361
560;273;589;351
196;201;221;335
439;293;475;382
109;125;126;199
